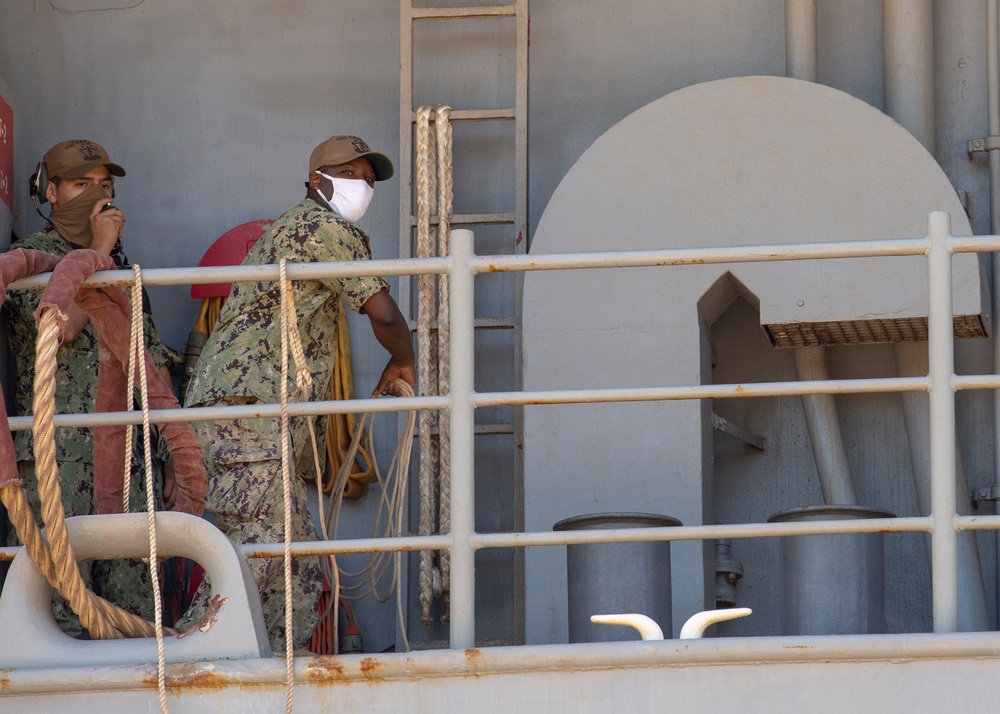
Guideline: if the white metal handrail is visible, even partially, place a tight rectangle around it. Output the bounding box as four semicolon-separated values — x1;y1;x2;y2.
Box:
0;212;988;643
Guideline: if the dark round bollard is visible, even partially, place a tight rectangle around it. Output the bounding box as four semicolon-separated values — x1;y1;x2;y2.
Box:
554;513;681;643
768;505;894;635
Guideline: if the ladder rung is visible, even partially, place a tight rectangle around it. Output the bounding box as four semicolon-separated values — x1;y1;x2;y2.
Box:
415;423;516;437
410;212;515;227
412;5;517;20
408;107;515;123
473;317;517;329
452;108;516;121
407;316;518;331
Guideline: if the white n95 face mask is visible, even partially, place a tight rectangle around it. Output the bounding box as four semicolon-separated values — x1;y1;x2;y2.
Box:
316;172;375;224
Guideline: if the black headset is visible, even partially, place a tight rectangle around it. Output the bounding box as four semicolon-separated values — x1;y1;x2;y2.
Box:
28;160;47;211
28;159;116;219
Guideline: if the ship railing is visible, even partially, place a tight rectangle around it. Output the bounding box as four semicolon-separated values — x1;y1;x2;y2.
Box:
1;210;997;646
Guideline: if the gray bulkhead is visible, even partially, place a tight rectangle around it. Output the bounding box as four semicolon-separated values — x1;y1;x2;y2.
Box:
0;0;999;688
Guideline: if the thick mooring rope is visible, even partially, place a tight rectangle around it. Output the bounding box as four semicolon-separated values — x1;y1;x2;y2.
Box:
415;104;439;625
30;306;157;639
415;103;455;625
434;104;454;621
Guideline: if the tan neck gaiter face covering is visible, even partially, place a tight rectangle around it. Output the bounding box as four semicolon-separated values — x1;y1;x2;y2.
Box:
47;184;110;248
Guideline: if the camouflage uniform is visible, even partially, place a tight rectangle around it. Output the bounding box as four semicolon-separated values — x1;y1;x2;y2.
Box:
182;198;388;654
4;228;180;636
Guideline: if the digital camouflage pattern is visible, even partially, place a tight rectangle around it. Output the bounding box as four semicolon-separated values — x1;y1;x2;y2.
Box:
184;198;388;410
176;398;326;653
4;227;179;634
182;199;387;654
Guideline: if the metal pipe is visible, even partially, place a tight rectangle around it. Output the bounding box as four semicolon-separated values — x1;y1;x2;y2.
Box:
0;515;940;562
3;236;942;294
10;630;1000;695
794;347;860;505
14;231;1000;296
927;211;959;632
4;376;931;433
448;228;477;648
472;377;928;406
785;0;817;82
883;0;936;152
3;232;1000;295
882;0;985;629
986;0;1000;631
785;0;862;513
470;517;930;549
896;341;991;631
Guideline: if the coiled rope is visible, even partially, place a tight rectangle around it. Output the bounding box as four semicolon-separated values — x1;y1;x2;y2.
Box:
321;380;415;651
275;255;417;658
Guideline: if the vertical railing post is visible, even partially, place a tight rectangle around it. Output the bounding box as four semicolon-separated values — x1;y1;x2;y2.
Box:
927;210;959;633
448;228;477;648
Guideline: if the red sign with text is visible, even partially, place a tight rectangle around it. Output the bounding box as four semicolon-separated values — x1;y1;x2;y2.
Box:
0;92;12;212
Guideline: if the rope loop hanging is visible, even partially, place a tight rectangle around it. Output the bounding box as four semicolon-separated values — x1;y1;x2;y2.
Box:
434;104;454;622
413;103;455;625
415;104;440;625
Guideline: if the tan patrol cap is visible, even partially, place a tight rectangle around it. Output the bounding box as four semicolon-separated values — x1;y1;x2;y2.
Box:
43;139;126;180
309;135;394;181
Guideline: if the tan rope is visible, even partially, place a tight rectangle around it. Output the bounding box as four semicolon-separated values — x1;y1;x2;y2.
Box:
128;265;169;714
0;482;154;635
415;104;439;625
278;258;297;713
32;307;150;639
435;104;453;621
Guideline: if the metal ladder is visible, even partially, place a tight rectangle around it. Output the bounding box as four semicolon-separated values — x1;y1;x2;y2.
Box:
398;0;528;646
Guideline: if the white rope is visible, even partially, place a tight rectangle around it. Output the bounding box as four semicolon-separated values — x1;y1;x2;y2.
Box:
278;258;296;713
435;104;453;621
415;104;439;625
128;265;168;714
320;382;415;650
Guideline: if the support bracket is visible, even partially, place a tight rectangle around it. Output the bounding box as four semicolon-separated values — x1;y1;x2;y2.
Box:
967;135;1000;159
712;413;766;452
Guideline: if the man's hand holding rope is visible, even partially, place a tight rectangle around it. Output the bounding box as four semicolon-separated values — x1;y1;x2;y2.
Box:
363;288;416;398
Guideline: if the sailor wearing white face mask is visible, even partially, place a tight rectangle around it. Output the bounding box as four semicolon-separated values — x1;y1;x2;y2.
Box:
313;165;375;224
179;134;415;655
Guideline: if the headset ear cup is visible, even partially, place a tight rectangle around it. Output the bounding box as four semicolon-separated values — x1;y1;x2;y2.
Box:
29;162;48;204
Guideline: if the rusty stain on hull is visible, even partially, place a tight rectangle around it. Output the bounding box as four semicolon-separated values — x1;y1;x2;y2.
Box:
305;656;345;680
